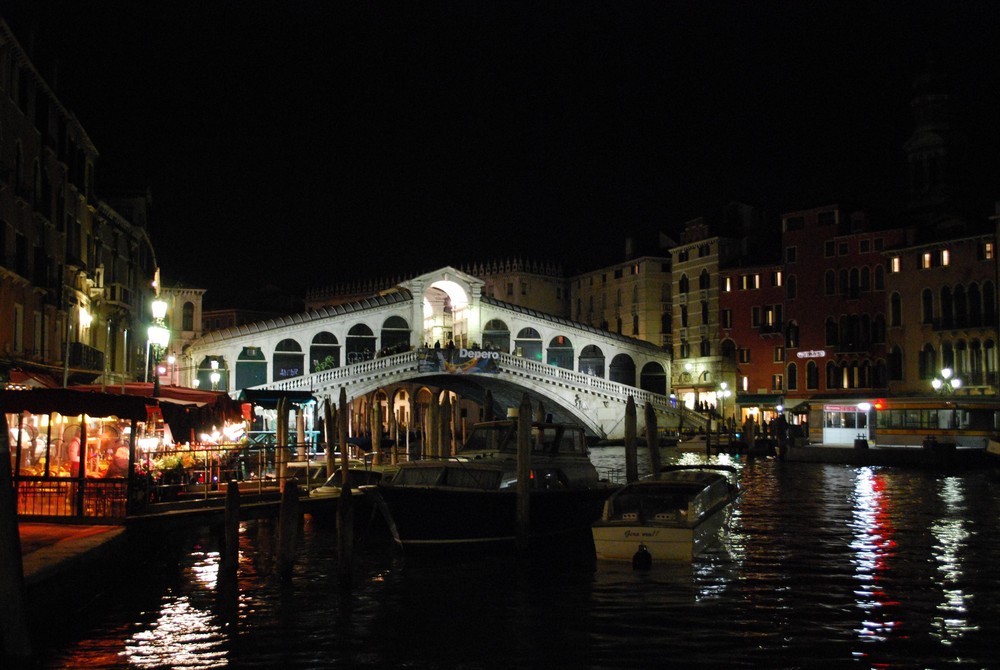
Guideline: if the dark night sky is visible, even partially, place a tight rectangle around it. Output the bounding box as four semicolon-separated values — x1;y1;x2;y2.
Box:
6;1;1000;303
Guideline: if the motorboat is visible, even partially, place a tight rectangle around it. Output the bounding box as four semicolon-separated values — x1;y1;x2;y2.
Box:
364;419;618;550
308;460;394;498
591;465;740;563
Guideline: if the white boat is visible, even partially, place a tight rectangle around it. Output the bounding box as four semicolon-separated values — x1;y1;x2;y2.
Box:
591;465;740;563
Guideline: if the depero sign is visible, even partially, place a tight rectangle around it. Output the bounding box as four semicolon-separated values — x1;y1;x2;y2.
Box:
416;347;501;374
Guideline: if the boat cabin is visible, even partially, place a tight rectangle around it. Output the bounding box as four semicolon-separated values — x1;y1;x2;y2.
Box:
607;471;734;526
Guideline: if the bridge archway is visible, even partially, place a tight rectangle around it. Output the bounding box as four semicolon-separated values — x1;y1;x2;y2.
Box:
609;353;636;386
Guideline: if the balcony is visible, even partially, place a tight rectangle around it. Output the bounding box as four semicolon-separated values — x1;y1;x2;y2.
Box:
68;342;105;372
106;283;134;308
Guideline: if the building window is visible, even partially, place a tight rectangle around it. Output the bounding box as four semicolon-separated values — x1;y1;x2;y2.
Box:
890;257;901;273
506;282;514;296
739;349;751;364
679;274;689;293
632;314;639;335
786;246;797;263
824;240;835;257
721;309;733;329
922;252;933;269
771;271;783;287
774;346;784;362
807;361;819;389
941;249;950;266
786;363;797;390
751;306;761;327
890;292;902;327
723;276;733;292
825;270;835;295
983;242;995;261
771;374;783;391
700;339;711;356
838;242;849;256
860;239;870;253
787;275;797;300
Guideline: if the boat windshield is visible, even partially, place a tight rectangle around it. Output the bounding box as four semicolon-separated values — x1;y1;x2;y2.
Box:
459;421;589;456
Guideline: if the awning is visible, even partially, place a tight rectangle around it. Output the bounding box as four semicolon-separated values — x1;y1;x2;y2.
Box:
71;383;245;438
6;368;61;389
735;393;783;406
238;389;316;409
0;388;153;422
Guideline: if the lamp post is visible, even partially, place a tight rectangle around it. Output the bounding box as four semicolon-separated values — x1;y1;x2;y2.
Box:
148;297;170;398
210;359;221;391
718;381;731;435
931;367;962;394
932;367;962;429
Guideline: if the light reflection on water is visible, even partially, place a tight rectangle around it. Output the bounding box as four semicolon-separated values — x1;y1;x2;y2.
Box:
39;448;1000;668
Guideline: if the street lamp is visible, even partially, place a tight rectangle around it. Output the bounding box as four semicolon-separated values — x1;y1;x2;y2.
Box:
148;297;170;397
931;367;962;394
718;381;731;433
210;359;221;391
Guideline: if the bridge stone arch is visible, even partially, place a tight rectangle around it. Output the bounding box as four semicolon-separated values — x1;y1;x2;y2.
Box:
184;267;706;438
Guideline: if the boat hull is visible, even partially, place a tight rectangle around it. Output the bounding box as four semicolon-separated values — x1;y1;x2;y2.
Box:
371;485;615;549
591;508;730;562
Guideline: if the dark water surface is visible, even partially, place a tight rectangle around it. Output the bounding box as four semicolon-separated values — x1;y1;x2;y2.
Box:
38;449;1000;669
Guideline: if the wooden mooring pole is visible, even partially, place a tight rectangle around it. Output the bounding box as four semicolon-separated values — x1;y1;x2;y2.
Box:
276;478;300;581
645;401;662;473
0;414;32;663
222;481;241;574
515;393;532;554
624;396;638;483
337;388;354;585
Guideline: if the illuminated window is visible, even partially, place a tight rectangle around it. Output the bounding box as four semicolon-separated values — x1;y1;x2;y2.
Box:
724;276;733;292
772;270;783;287
890;257;901;273
941;249;950;266
922;252;932;269
985;242;995;260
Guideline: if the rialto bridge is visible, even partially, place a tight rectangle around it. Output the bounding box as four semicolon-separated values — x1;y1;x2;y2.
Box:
181;267;706;441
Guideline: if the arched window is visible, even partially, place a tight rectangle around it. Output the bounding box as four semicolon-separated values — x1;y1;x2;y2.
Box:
701;301;709;324
874;264;886;291
954;284;968;328
825;361;837;389
699;269;710;290
546;335;574;370
578;345;605;377
273;338;305;380
786;362;798;390
860;266;871;292
888;345;903;381
919;343;935;380
699;338;711;357
824;270;835;295
182;302;195;331
482;319;510;352
922;289;934;324
679;274;690;294
890;293;902;327
346;324;376;364
969;283;983;327
380;315;410;353
807;361;819;389
825;317;838;346
785;320;799;349
941;286;954;328
310;331;340;371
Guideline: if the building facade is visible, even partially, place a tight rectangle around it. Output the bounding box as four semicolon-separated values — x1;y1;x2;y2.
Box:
0;18;157;388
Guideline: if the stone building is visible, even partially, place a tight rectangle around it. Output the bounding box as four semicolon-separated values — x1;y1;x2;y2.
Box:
0;17;157;388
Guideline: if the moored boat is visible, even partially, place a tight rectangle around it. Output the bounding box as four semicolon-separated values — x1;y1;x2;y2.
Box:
364;419;618;550
591;465;740;563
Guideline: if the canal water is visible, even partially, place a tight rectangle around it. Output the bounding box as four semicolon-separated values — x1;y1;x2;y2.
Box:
37;448;1000;669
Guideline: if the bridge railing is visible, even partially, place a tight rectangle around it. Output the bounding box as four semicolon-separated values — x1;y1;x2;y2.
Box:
259;349;705;429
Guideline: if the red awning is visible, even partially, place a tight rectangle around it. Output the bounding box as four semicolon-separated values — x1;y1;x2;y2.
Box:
8;368;61;389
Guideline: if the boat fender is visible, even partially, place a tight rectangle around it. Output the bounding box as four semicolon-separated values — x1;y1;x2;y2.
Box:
632;543;652;571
